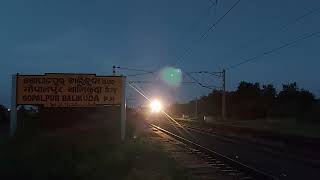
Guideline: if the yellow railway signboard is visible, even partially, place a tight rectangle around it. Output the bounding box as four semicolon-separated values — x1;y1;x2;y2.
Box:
16;73;124;107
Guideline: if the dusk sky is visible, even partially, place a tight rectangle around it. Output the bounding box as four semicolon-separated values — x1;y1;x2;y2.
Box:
1;0;320;106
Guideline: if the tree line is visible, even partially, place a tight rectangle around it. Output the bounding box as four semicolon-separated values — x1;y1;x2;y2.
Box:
169;81;319;121
1;81;319;124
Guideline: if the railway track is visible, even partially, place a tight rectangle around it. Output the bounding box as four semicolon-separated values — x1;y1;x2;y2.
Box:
149;123;279;180
174;121;320;168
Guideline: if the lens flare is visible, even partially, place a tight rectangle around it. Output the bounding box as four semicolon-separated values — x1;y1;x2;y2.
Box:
160;67;182;87
150;99;162;113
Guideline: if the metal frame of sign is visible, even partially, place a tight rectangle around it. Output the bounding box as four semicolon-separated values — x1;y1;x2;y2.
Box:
10;73;127;141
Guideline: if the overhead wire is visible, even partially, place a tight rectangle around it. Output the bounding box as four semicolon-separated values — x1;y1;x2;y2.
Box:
173;0;241;67
200;0;241;40
126;72;155;77
221;7;320;61
188;71;222;77
117;65;219;90
188;0;218;31
119;0;239;91
128;80;196;84
183;72;215;90
172;0;218;66
225;30;320;70
281;7;320;31
116;66;154;73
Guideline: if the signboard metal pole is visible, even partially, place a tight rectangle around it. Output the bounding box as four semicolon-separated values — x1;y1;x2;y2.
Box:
10;74;17;136
120;76;126;141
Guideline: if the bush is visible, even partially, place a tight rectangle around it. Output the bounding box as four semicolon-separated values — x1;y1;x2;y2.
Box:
0;105;9;124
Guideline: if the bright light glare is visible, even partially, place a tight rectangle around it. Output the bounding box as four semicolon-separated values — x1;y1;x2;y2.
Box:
150;99;162;113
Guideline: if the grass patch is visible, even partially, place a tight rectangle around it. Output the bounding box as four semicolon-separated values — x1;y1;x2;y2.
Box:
0;122;189;180
209;118;320;138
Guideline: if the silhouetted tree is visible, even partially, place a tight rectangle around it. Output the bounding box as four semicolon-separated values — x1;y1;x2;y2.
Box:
277;82;316;118
230;82;262;119
171;81;318;121
0;105;9;123
261;84;276;116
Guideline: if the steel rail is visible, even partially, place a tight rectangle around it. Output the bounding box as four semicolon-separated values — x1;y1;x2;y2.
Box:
149;123;279;180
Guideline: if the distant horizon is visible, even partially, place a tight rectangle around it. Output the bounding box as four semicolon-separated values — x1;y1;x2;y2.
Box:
1;76;318;108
